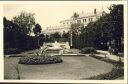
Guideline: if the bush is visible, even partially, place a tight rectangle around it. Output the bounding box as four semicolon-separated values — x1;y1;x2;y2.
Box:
4;48;21;54
81;47;97;54
19;55;63;65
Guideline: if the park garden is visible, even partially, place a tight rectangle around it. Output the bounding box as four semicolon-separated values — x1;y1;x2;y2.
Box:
4;4;124;80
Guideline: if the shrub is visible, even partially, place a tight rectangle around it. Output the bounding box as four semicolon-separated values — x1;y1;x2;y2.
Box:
81;47;97;54
4;48;21;54
19;55;63;65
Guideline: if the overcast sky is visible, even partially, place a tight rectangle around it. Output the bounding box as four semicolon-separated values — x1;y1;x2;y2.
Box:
4;2;111;30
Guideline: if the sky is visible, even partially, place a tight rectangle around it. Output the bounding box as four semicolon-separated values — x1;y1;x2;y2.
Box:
4;2;111;30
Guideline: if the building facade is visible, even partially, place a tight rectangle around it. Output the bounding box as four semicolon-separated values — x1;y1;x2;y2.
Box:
45;9;104;35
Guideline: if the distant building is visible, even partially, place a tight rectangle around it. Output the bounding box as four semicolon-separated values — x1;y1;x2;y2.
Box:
45;25;70;35
45;9;104;35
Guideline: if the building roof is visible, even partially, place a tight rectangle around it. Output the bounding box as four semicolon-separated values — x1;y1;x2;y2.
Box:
78;11;102;18
60;11;103;22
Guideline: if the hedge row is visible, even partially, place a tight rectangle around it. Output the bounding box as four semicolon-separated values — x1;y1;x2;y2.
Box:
4;48;21;54
81;47;97;54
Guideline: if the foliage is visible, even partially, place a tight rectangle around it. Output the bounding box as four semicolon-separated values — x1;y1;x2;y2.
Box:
71;23;84;35
50;32;61;42
13;11;35;35
33;23;42;47
72;12;79;19
61;32;70;42
62;31;70;38
4;16;44;52
19;55;63;65
81;47;97;54
71;4;123;52
33;23;42;36
4;48;21;54
39;34;45;46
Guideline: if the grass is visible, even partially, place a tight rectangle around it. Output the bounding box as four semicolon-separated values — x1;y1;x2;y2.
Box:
4;57;20;79
86;55;124;80
4;56;113;80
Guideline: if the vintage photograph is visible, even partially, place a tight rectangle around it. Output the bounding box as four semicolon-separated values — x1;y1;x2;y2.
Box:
3;2;124;80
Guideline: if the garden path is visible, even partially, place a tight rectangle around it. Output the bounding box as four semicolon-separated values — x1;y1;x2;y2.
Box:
97;50;124;62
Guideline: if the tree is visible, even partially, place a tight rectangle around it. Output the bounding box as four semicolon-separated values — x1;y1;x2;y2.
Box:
108;5;123;52
78;4;123;52
71;23;84;35
13;11;35;35
61;31;70;42
4;17;14;48
62;31;70;38
4;13;43;53
73;12;79;19
33;23;42;36
39;34;45;46
50;32;61;42
4;17;22;48
33;23;42;47
70;23;84;48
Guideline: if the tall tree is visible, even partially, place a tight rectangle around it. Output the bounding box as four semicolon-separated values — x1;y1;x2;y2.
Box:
13;11;35;35
71;23;84;35
33;23;42;36
50;32;61;42
33;23;42;47
72;12;79;19
78;4;123;51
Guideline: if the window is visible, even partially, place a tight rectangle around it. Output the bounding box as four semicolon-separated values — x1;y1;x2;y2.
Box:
88;18;89;21
83;19;86;23
90;18;93;21
84;19;86;22
83;19;84;22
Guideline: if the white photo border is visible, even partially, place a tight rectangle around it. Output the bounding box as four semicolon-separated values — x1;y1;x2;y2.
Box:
0;1;127;83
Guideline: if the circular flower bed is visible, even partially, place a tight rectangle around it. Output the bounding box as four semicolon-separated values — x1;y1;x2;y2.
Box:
19;55;63;64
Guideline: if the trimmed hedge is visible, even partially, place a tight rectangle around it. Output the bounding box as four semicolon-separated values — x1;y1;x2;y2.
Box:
81;47;97;54
19;55;63;65
4;48;21;54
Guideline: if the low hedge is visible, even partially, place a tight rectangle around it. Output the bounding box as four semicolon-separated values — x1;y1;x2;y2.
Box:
19;55;63;65
4;48;21;54
81;47;97;54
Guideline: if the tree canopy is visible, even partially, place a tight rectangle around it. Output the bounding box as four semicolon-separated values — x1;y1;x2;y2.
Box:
13;11;35;35
33;23;42;36
71;4;123;51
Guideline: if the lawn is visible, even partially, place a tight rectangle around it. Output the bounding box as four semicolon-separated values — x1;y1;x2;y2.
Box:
4;56;113;80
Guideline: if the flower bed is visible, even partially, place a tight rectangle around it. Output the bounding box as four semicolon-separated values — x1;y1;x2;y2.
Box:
19;55;63;65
